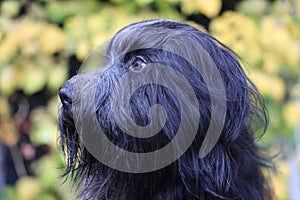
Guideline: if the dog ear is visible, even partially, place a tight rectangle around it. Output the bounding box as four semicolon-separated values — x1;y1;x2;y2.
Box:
173;32;271;198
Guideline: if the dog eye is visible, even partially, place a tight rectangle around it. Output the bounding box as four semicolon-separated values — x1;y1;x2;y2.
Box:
129;56;147;72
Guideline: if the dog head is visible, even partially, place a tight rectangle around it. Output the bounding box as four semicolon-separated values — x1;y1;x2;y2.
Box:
58;19;271;199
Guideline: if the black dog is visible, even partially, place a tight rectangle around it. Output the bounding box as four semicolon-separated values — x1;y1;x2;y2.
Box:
58;19;272;200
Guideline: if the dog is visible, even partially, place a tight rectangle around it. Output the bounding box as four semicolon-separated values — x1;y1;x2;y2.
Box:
58;19;273;200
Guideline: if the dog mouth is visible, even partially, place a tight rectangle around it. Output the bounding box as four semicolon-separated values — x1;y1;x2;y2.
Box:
58;105;77;142
58;79;77;136
58;83;80;158
59;105;75;129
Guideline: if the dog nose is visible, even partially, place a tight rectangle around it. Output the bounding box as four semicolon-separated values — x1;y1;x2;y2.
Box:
59;86;72;109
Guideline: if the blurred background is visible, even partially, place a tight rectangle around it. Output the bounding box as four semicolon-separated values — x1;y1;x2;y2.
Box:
0;0;299;199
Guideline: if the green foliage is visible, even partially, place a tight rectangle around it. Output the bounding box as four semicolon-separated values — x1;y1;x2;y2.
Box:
1;1;21;18
209;0;300;146
0;0;299;199
45;0;102;23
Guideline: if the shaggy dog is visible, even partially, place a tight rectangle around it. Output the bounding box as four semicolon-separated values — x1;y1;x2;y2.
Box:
58;19;272;200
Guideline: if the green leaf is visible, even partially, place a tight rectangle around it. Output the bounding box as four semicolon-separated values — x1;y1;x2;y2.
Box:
0;66;17;96
237;0;269;18
47;63;68;91
21;65;47;95
0;1;21;18
45;0;101;23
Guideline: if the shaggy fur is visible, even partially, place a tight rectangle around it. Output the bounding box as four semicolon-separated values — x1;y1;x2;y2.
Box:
58;19;272;200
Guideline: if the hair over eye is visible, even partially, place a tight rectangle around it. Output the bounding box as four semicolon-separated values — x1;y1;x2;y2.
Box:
128;56;147;72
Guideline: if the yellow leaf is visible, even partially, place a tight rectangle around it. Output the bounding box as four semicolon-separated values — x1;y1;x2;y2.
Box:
0;36;18;64
0;66;17;95
21;65;46;95
181;0;196;15
0;96;9;117
271;160;289;200
16;177;41;200
237;0;269;16
195;0;222;18
76;42;90;61
64;15;87;44
39;24;66;55
210;11;256;42
21;39;39;56
0;19;42;63
47;64;68;91
284;100;300;128
248;70;285;101
0;118;19;146
210;11;259;61
259;16;289;53
15;20;42;47
262;52;280;74
282;40;299;69
0;1;21;18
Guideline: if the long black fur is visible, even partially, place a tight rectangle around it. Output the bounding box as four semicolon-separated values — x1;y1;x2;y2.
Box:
58;19;273;200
